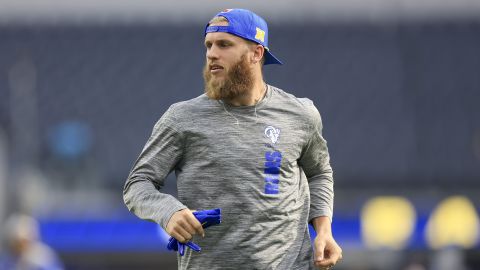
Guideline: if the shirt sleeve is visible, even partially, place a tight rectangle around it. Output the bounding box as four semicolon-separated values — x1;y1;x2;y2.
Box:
123;104;187;230
298;102;334;222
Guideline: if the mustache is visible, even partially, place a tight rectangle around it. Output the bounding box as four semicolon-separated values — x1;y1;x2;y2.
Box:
207;62;224;70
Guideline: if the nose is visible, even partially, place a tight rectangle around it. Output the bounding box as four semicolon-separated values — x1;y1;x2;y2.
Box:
206;45;219;61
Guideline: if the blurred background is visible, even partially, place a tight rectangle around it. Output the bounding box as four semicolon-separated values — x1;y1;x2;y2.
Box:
0;0;479;269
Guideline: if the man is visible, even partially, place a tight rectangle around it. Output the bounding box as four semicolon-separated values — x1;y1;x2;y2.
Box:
123;8;342;270
1;214;64;270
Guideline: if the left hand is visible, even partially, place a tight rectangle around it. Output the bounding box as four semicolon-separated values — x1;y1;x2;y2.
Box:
313;229;343;269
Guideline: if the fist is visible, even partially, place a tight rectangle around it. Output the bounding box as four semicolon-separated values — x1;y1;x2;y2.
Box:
314;234;343;269
166;209;205;243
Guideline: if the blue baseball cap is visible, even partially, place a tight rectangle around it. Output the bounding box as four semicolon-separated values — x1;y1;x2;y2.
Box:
205;9;283;65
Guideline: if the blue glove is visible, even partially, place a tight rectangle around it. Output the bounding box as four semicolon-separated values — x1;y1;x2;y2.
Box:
166;208;221;256
167;237;201;256
193;208;221;229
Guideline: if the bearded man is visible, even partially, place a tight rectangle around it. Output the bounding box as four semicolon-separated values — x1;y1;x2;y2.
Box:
123;8;342;270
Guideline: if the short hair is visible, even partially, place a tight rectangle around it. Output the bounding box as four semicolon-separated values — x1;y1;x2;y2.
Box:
208;16;266;66
209;16;228;25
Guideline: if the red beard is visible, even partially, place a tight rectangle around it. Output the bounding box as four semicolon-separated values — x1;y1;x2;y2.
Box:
203;54;254;101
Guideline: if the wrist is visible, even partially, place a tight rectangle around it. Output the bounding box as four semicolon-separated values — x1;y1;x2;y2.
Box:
311;216;332;235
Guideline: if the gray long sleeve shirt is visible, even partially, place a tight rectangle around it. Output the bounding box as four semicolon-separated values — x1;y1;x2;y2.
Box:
123;84;334;270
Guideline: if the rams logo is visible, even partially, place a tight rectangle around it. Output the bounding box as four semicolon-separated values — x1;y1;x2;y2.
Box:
255;27;265;43
264;126;280;144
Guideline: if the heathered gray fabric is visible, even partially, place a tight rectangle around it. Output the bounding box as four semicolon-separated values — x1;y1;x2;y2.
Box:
123;84;334;270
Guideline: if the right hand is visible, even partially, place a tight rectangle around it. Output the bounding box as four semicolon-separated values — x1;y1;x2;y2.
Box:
166;209;205;243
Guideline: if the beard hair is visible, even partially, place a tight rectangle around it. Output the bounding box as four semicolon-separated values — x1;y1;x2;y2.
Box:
203;54;254;101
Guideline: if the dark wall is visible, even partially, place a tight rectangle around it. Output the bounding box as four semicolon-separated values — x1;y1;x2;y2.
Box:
0;21;479;188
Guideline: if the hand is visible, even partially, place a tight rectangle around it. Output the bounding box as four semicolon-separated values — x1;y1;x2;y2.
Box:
166;209;205;243
313;232;343;269
166;208;222;256
311;216;342;269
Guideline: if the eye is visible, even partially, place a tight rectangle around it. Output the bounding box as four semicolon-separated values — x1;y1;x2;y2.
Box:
219;41;230;47
204;42;212;49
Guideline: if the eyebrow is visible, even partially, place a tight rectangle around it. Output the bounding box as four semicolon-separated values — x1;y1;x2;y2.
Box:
204;39;234;46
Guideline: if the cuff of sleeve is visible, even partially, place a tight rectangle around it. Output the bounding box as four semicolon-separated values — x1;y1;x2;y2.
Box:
123;180;187;231
309;209;333;224
158;196;187;230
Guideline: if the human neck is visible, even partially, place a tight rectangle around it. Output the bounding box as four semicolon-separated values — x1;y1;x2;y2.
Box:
225;77;266;107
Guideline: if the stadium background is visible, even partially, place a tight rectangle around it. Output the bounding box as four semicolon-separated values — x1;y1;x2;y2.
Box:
0;1;479;269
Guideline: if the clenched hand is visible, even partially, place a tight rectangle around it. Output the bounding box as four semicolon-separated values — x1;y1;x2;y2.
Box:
166;209;205;243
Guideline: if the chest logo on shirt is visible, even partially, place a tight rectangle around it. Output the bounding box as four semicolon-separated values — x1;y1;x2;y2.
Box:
264;126;280;144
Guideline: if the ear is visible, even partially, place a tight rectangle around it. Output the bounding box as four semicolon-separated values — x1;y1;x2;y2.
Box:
251;44;265;64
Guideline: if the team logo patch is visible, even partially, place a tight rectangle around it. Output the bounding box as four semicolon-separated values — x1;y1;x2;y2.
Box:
264;126;280;144
255;27;265;43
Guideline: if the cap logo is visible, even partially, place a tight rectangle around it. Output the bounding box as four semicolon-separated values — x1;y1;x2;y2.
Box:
255;27;265;43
